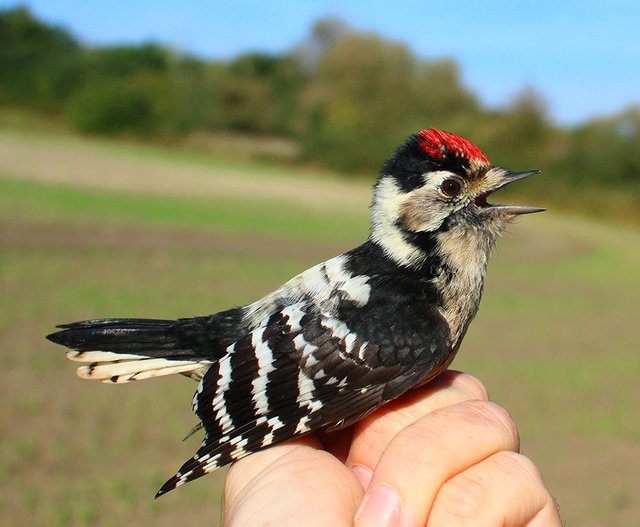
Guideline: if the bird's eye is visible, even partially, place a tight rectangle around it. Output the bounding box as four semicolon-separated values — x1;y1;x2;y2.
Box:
440;178;462;197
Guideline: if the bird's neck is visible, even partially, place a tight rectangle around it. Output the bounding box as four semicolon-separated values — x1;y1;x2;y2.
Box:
430;224;496;345
371;218;498;347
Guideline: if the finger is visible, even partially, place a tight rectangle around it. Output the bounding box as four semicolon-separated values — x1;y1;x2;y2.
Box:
428;451;563;526
224;437;363;527
347;371;489;487
354;400;520;527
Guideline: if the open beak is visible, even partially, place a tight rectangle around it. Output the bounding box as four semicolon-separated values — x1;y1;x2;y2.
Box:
474;169;545;216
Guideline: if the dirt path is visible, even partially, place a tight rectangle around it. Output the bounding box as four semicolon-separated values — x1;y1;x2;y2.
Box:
0;131;371;211
0;217;351;263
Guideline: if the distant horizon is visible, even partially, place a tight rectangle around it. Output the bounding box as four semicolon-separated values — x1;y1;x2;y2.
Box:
2;0;639;126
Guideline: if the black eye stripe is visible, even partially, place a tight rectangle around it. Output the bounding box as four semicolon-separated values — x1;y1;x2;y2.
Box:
399;172;428;192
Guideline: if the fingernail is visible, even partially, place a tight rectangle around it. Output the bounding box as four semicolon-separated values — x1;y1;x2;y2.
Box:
351;464;373;490
354;484;401;527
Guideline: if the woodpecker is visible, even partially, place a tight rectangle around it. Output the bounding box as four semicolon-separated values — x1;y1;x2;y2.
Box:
47;128;543;497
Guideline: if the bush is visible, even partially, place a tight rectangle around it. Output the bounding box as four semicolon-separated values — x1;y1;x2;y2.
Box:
65;78;153;134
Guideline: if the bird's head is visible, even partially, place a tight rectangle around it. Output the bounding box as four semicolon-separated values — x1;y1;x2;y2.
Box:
371;128;543;269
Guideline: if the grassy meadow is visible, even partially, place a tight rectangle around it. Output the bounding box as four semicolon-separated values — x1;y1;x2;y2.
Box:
1;127;639;526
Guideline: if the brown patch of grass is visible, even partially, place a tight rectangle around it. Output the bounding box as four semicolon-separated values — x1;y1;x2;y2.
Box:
0;218;351;265
0;130;370;213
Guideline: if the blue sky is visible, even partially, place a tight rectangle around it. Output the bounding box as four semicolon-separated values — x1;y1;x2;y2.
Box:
3;0;640;125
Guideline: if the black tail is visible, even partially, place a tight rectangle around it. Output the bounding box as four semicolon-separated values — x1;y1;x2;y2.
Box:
47;318;213;383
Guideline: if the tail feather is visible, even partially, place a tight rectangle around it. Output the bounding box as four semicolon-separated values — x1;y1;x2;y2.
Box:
66;350;142;362
76;356;210;384
48;318;213;382
55;318;174;330
48;318;196;355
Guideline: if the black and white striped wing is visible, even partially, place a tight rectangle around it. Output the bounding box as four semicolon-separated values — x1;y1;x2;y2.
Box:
156;300;451;496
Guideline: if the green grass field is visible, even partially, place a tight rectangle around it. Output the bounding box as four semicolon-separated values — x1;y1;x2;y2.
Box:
1;128;639;526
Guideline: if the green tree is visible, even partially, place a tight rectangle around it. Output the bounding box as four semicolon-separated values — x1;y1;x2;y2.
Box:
83;43;170;80
299;26;478;172
558;106;640;187
212;52;304;135
0;7;82;110
478;88;552;170
131;56;220;135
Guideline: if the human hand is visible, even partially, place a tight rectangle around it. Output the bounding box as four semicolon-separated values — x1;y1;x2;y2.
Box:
223;371;562;526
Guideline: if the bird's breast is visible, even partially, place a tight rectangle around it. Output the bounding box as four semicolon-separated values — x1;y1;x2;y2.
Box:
433;227;491;345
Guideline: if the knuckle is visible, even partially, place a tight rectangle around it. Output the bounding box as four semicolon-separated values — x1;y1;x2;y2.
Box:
451;372;489;401
404;399;521;452
433;470;491;521
493;451;545;485
463;400;520;450
430;453;551;526
489;452;554;518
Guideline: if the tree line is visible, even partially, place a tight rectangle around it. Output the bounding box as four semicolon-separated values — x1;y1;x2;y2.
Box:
1;7;638;218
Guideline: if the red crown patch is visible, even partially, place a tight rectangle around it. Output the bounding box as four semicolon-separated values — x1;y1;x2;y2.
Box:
417;129;489;164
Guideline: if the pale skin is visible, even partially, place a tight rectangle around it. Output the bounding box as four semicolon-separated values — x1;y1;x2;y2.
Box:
223;371;563;527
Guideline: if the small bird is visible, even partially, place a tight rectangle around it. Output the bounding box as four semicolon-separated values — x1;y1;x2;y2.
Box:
47;128;543;497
